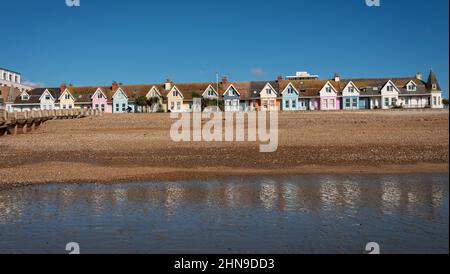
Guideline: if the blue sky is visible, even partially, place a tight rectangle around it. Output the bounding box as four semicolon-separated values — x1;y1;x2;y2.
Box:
1;0;449;97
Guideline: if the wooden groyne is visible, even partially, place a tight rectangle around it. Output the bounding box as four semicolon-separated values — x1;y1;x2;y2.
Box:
0;109;102;136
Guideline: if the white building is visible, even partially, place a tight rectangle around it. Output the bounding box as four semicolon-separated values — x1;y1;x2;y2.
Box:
0;67;34;93
286;71;319;81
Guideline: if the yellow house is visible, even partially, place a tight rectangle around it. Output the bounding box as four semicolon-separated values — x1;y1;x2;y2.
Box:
167;85;185;112
58;88;76;109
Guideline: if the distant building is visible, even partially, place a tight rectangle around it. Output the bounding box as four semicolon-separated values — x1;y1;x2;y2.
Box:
286;71;319;81
0;67;34;92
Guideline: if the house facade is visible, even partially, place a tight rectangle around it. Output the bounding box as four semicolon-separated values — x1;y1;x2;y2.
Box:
259;83;279;111
319;82;340;110
223;84;241;112
281;83;299;111
341;81;360;110
167;86;184;112
112;88;129;113
92;88;111;113
6;70;444;113
381;80;399;109
59;88;75;109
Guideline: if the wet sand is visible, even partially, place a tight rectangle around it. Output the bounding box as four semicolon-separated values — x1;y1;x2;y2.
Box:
0;110;448;188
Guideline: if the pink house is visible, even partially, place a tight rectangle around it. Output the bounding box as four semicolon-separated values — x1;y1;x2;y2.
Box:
92;87;112;113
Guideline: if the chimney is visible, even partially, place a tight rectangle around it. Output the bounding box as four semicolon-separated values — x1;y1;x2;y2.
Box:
416;73;423;81
165;79;173;91
334;73;340;82
60;82;67;92
111;81;119;92
277;75;283;82
221;76;228;85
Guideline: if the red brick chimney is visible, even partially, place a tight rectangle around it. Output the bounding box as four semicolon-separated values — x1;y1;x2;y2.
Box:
112;81;119;92
60;82;67;92
221;76;228;85
277;75;283;82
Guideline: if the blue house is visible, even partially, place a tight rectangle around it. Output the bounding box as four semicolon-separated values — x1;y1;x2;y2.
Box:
223;84;241;112
341;81;360;110
281;82;299;111
112;87;129;113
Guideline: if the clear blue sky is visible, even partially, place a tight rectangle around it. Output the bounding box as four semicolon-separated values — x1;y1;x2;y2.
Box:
1;0;448;97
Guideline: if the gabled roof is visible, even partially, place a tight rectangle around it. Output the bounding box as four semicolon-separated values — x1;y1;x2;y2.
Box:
259;82;279;96
39;89;57;101
58;89;75;101
169;85;184;99
381;80;400;93
341;81;360;96
146;86;162;97
223;83;242;97
202;85;218;97
14;88;60;104
113;87;128;99
170;82;215;101
280;82;299;95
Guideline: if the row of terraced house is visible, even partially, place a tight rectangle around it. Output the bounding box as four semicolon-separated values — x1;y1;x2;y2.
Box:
0;70;444;113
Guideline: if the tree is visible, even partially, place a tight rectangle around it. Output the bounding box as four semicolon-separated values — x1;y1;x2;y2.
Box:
135;96;148;113
442;98;449;108
147;96;160;112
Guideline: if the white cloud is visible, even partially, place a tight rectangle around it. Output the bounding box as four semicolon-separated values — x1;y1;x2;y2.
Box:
22;81;44;87
251;68;265;76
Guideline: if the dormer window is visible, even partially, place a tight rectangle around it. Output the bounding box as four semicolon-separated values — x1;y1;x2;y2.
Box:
97;93;103;99
387;86;394;92
287;87;295;94
21;94;30;100
432;84;437;89
173;90;178;97
349;87;355;93
207;90;215;96
326;87;332;93
65;93;70;99
407;82;416;91
266;88;272;95
45;94;51;100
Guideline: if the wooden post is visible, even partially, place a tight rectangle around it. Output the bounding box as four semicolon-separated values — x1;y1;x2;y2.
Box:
13;125;18;136
23;112;28;133
30;111;35;132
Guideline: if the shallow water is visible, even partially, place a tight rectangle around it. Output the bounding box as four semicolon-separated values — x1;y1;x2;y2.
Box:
0;174;448;254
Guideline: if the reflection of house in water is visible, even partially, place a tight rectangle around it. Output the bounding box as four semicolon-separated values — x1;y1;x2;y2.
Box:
281;183;299;210
224;182;240;208
92;186;107;214
431;184;444;210
259;179;278;209
112;188;128;212
0;191;25;224
319;177;340;211
165;183;183;216
381;180;402;214
342;180;361;215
